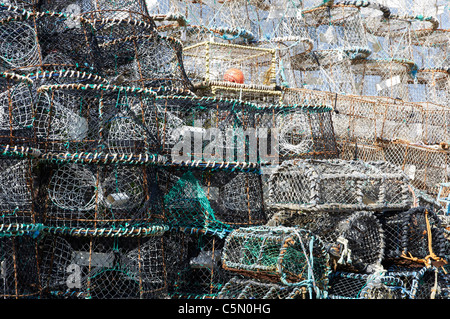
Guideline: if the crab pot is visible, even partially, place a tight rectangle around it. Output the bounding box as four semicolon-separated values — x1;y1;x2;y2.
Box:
327;271;406;299
163;231;229;299
0;154;37;225
33;83;159;154
38;231;168;299
159;165;266;236
0;9;102;74
37;161;163;230
99;33;192;90
265;159;412;213
378;207;447;267
0;231;41;299
222;226;330;295
217;276;311;299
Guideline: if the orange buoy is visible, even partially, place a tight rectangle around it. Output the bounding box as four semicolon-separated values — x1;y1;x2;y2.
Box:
223;68;244;84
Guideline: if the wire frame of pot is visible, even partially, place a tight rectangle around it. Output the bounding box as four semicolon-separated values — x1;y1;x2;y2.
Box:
266;210;385;273
266;159;412;213
39;161;163;230
222;226;331;296
183;41;277;87
39;232;168;299
0;9;102;75
217;276;312;299
164;231;229;299
37;0;152;21
379;207;448;268
381;140;450;195
327;271;407;299
0;231;42;299
0;72;35;147
99;34;193;90
159;165;266;237
34;83;159;154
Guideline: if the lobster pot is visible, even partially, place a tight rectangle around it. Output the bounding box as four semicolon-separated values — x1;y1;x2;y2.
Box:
37;0;151;21
99;34;192;90
381;141;449;195
0;156;35;225
159;166;265;236
266;159;412;213
217;277;311;299
327;272;406;299
267;210;385;273
163;231;229;299
0;232;41;299
386;266;449;299
222;226;330;295
38;161;162;230
39;232;168;299
365;13;439;61
183;41;276;87
421;102;450;146
0;73;34;147
255;103;339;161
378;207;447;265
300;1;379;51
350;58;417;100
290;48;367;95
407;69;450;106
34;84;158;154
0;9;102;74
153;95;262;162
411;29;450;69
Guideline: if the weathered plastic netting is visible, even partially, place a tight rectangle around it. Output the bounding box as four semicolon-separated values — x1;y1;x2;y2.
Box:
222;226;330;297
267;210;385;273
39;232;168;299
37;161;163;230
0;8;102;74
411;29;450;69
378;207;447;267
160;166;265;237
266;159;412;212
217;276;311;299
0;232;41;298
163;231;229;298
407;68;450;106
327;271;406;299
